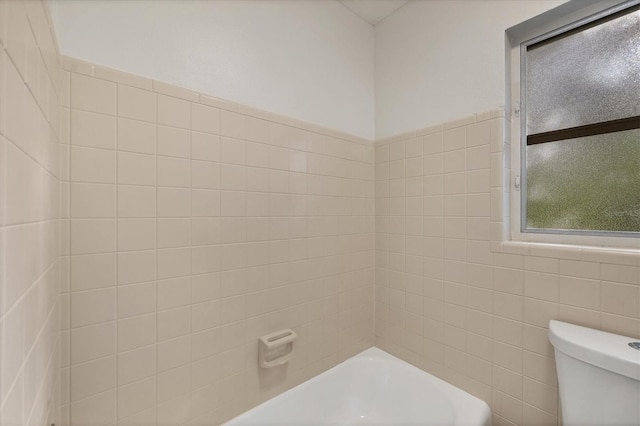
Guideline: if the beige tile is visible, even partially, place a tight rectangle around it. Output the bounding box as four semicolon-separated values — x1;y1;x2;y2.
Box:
493;341;522;373
157;247;191;279
118;84;156;122
71;356;116;401
70;322;116;364
158;218;191;248
192;217;220;246
70;146;115;183
270;122;306;150
523;324;554;358
118;314;156;352
467;121;491;147
156;394;190;425
71;219;116;255
192;300;220;332
157;335;191;372
70;183;115;218
192;160;220;190
524;377;557;416
157;94;190;129
94;65;152;90
191;132;220;162
192;189;221;217
221;111;247;139
192;245;221;275
467;169;490;194
524;351;557;387
443;127;466;151
118;282;156;319
158;307;191;341
523;403;557;426
158;125;190;159
157;156;190;188
222;164;247;191
246;116;271;144
489;313;519;347
192;103;220;135
70;253;116;291
118;118;156;154
117;376;156;420
117;219;156;251
493;267;524;295
1;141;25;226
71;109;116;149
493;292;523;321
118;185;156;218
246;142;269;168
558;259;600;280
70;390;116;426
602;264;640;285
492;389;522;425
157;187;191;217
523;297;557;328
71;73;116;115
153;80;199;101
600;312;639;337
1;50;27;150
558;275;600;310
191;273;221;304
157;277;191;310
524;272;558;302
602;281;639;318
71;287;116;328
493;364;523;399
221;137;246;165
118;151;156;186
157;365;190;403
117;345;156;386
117;250;156;285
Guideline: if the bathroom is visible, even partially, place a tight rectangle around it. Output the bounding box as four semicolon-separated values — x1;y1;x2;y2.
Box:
0;0;638;425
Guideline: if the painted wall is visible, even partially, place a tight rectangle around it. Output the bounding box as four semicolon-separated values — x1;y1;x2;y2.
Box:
374;0;566;139
0;1;62;425
50;0;375;140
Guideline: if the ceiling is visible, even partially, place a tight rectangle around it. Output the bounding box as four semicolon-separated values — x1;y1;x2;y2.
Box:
339;0;409;25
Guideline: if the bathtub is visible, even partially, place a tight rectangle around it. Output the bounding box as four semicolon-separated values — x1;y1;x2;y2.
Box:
227;347;491;425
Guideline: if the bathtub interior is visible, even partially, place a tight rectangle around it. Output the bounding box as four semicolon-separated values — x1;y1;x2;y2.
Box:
227;347;491;425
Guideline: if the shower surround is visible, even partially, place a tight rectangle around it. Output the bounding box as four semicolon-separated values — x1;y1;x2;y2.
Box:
59;57;375;425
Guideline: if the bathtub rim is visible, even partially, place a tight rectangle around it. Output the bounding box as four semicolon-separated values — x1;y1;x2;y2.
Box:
226;345;492;426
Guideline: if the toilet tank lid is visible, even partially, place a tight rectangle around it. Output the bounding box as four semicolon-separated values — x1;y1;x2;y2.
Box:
549;320;640;380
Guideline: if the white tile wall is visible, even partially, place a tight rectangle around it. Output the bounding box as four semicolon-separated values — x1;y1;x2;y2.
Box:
0;1;62;426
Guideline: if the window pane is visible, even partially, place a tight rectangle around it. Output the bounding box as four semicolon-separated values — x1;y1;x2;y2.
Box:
526;129;640;232
526;8;640;135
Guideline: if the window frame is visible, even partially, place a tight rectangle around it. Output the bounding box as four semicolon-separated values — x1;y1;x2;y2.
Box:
506;0;640;249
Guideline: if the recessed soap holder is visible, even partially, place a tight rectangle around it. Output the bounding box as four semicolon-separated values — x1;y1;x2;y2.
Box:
259;329;297;368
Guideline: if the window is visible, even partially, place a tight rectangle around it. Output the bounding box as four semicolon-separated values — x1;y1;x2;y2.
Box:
507;0;640;247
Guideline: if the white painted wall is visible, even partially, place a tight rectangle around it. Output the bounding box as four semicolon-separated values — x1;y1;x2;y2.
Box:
51;0;375;140
374;0;567;139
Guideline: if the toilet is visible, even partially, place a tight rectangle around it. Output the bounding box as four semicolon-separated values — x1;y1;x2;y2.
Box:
549;320;640;426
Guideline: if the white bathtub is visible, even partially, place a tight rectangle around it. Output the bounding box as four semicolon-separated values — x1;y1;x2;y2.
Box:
227;347;491;425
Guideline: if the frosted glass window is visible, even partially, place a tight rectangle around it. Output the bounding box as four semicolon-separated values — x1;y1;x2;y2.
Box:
526;7;640;135
527;130;640;232
522;4;640;235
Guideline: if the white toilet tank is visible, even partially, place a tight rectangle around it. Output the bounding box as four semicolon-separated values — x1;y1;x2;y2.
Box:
549;320;640;426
